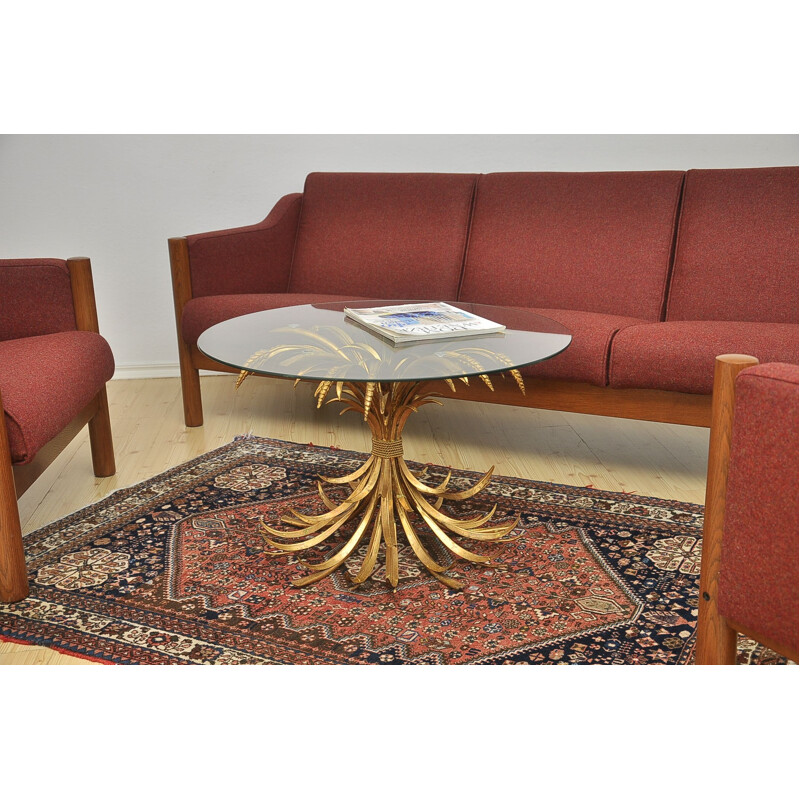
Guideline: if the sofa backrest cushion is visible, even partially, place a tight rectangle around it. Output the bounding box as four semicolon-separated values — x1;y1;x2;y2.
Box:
666;167;799;323
288;172;477;299
0;259;77;341
459;171;685;320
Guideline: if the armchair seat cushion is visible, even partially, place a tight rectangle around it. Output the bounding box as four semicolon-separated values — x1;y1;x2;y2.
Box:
0;331;115;464
609;321;799;394
181;293;370;348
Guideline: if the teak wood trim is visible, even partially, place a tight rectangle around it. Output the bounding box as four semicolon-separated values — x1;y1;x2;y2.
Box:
443;377;713;427
67;257;116;477
695;353;760;665
67;256;100;333
169;237;204;427
0;389;29;603
190;344;714;428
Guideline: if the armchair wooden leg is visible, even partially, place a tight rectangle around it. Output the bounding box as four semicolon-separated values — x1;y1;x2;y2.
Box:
88;386;116;477
0;414;29;603
695;354;759;664
0;486;28;603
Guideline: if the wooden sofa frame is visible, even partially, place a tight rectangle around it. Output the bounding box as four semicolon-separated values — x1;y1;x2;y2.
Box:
0;257;116;604
169;237;713;430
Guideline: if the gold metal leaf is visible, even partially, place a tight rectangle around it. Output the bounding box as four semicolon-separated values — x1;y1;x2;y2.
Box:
315;380;333;408
363;381;376;420
379;385;388;415
509;369;526;395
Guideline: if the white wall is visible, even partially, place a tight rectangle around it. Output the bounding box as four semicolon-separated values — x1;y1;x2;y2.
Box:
1;134;797;376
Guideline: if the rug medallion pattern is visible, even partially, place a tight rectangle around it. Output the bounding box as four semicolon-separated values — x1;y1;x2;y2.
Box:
0;437;786;665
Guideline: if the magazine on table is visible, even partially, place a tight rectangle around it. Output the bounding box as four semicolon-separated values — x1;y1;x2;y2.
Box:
343;302;505;344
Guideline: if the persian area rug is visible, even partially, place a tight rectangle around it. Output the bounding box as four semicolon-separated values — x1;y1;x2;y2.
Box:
1;436;786;665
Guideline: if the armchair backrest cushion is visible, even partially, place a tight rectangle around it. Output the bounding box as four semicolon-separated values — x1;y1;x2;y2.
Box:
666;167;799;322
718;362;798;654
288;172;477;300
0;259;77;341
459;171;685;320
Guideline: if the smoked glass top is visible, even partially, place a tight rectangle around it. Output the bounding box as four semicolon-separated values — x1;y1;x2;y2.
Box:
197;301;571;384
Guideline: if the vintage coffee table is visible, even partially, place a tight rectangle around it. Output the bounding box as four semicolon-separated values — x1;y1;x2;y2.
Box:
198;301;571;590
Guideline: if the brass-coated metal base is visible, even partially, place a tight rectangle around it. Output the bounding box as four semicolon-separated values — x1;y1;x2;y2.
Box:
260;380;520;590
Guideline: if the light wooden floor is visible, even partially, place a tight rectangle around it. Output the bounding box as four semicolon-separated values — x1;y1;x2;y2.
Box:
1;374;711;665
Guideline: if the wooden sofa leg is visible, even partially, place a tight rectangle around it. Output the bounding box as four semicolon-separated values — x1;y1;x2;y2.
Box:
169;237;204;427
88;387;116;477
695;354;759;664
179;358;204;427
0;406;29;603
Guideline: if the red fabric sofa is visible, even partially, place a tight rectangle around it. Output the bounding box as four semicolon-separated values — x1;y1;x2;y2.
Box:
0;257;116;603
169;167;798;427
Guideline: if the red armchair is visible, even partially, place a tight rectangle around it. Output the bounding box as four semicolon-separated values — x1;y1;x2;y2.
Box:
696;355;799;663
0;257;116;603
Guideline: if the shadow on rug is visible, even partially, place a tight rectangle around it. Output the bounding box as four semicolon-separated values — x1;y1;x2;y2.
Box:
1;437;787;665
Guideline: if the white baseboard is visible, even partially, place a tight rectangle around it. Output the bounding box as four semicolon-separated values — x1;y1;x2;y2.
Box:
111;364;225;380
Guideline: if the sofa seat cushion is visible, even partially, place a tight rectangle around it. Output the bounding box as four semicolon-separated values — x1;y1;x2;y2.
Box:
719;363;798;655
460;171;684;320
0;331;115;465
609;321;799;394
182;293;370;347
515;308;647;386
288;172;477;299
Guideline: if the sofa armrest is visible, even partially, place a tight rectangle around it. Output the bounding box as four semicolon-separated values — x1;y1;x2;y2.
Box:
174;192;303;300
0;258;78;340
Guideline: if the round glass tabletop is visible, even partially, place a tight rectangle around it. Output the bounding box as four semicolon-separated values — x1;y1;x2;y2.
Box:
197;300;571;383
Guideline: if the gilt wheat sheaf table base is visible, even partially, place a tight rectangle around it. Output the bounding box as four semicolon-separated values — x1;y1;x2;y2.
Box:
260;381;520;590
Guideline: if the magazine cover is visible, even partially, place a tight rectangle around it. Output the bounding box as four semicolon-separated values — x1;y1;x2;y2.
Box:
344;302;505;343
